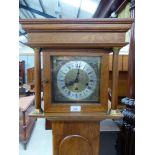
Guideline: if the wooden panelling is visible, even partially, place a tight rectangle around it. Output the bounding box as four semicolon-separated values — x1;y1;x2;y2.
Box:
119;55;123;71
27;67;34;84
59;135;93;155
27;67;43;90
109;54;128;98
109;79;128;98
122;55;128;71
109;55;123;71
52;121;100;155
29;32;125;45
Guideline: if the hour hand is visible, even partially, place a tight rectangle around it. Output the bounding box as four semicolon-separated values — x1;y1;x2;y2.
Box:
65;80;75;87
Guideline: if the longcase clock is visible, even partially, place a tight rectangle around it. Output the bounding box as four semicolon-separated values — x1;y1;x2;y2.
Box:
20;19;133;155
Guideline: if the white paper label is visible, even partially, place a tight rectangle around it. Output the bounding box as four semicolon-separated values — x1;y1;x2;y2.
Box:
70;106;81;112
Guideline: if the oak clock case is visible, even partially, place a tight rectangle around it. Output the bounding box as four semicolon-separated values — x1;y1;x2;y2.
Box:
20;18;133;155
52;56;101;103
43;49;109;113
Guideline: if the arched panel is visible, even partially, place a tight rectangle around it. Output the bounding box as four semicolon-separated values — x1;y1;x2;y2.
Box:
59;135;93;155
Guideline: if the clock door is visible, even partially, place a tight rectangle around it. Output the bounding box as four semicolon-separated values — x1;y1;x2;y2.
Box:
52;56;100;103
43;49;109;113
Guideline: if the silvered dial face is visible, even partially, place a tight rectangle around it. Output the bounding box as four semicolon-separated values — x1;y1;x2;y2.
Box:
52;56;101;103
57;61;97;100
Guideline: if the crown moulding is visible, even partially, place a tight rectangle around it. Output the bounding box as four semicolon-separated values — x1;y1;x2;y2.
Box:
20;18;133;48
20;18;134;32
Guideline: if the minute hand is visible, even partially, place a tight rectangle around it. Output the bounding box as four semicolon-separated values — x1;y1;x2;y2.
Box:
75;69;80;83
66;69;80;86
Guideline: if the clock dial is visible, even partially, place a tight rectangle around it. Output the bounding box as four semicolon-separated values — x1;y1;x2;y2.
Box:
57;61;97;100
52;56;101;103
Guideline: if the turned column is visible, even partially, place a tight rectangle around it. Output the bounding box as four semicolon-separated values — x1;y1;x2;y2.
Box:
34;48;42;111
111;48;120;110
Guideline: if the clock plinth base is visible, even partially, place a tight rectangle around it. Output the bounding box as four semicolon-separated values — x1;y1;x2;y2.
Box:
52;121;100;155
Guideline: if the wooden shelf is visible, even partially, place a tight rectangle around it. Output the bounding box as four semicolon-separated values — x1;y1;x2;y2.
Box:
29;112;123;121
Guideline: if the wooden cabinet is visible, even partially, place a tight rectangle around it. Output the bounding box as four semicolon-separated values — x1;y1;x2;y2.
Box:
109;55;128;98
19;61;25;84
19;95;36;149
27;67;35;90
27;67;43;91
109;54;128;71
122;55;128;71
27;67;34;84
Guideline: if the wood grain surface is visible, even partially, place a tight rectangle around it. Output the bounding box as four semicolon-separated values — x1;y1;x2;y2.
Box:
43;49;109;113
20;18;133;48
52;121;100;155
